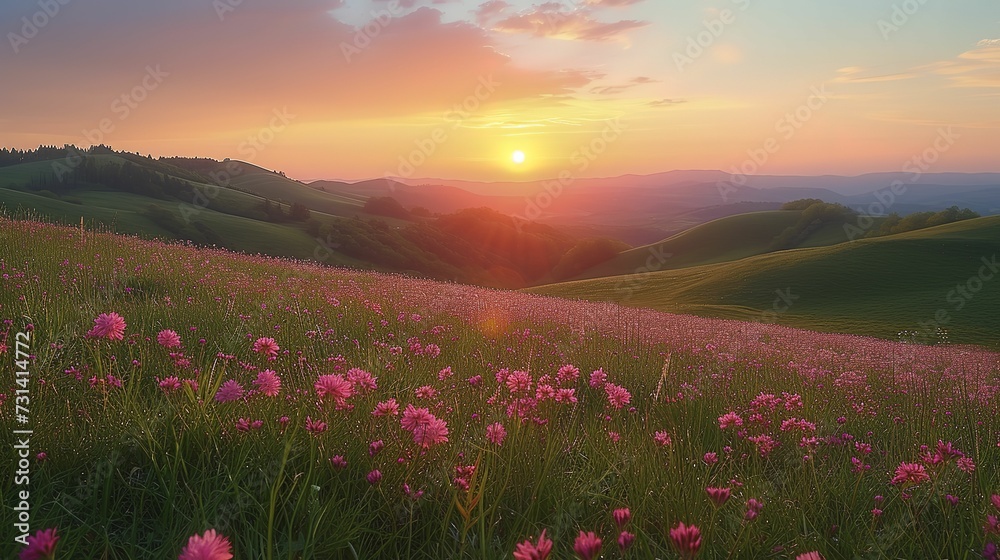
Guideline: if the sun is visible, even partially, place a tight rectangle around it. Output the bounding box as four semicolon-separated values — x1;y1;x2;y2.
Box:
511;150;526;165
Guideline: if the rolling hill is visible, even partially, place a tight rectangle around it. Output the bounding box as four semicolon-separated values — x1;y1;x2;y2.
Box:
530;216;1000;347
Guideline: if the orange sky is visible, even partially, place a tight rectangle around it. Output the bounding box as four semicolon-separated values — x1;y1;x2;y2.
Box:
2;0;999;181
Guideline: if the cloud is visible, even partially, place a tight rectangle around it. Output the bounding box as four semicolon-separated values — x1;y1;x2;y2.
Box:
0;1;602;139
474;0;510;25
916;45;1000;88
492;3;648;42
979;39;1000;47
648;98;686;107
584;0;646;6
832;67;918;84
589;76;658;95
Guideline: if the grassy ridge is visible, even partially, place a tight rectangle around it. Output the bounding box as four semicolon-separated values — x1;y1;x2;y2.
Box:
531;216;1000;348
2;218;999;559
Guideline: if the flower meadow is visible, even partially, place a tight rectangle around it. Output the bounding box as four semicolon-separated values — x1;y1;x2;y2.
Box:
2;217;1000;559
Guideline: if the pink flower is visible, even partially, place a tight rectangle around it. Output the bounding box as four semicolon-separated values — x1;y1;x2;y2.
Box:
214;380;244;403
891;462;930;487
412;416;449;448
487;422;507;446
506;370;532;394
252;336;279;358
369;440;385;457
555;388;578;404
617;531;635;552
573;531;602;560
87;312;126;341
330;455;347;469
957;457;976;473
18;527;58;560
992;494;1000;510
157;329;182;349
304;416;327;435
613;507;631;529
367;469;382;485
703;452;718;465
706;486;732;507
556;364;580;384
373;398;400;417
178;529;233;560
669;522;702;559
718;412;743;430
654;431;672;447
347;368;377;393
315;374;353;406
745;498;764;520
401;405;434;432
589;368;607;388
159;376;182;393
796;552;823;560
513;529;553;560
415;385;438;400
253;370;281;397
604;383;631;409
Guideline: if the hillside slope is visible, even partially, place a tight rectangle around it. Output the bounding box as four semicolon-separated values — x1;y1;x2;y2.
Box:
531;216;1000;347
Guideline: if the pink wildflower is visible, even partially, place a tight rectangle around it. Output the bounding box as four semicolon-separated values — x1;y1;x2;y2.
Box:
706;486;732;507
157;329;182;349
891;462;930;487
252;336;279;359
87;312;126;341
669;522;702;559
589;368;607;388
573;531;602;560
415;385;438;400
178;529;233;560
513;529;553;560
18;527;59;560
718;412;743;429
613;507;631;529
487;422;507;446
604;383;631;409
373;398;400;417
347;368;377;393
253;370;281;397
654;431;672;447
315;374;353;406
214;380;244;403
304;416;327;435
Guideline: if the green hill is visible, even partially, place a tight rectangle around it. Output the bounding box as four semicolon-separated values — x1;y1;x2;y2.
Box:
569;209;868;281
530;216;1000;347
0;147;610;288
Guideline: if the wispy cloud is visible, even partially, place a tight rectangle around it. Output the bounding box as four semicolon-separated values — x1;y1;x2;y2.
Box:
492;3;648;42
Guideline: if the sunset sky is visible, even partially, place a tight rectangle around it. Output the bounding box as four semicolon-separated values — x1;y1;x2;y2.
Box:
2;0;999;181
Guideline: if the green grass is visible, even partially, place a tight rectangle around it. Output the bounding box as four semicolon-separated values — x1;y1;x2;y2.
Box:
532;216;1000;348
2;218;999;559
570;210;869;281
